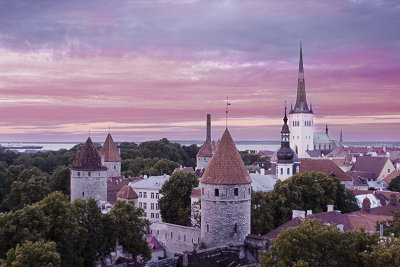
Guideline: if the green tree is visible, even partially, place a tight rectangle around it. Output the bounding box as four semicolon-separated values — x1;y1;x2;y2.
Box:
377;212;400;237
261;219;379;267
388;175;400;192
2;240;61;267
159;171;199;226
153;158;179;175
250;190;274;235
361;237;400;267
49;166;70;195
106;200;151;261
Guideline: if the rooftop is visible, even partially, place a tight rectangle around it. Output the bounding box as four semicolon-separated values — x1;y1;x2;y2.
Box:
300;158;352;181
116;184;138;199
100;133;122;162
130;175;170;190
71;137;107;171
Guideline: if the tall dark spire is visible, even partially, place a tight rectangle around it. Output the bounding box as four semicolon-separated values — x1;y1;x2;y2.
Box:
325;123;328;134
291;43;311;114
277;104;294;163
206;114;211;141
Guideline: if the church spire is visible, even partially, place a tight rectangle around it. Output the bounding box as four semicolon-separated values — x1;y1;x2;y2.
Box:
292;43;311;114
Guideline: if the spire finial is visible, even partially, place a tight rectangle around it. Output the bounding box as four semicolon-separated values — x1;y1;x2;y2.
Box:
88;129;91;137
325;123;328;134
225;96;231;129
284;101;288;124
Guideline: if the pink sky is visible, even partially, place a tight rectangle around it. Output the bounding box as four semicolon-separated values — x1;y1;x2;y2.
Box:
0;0;399;142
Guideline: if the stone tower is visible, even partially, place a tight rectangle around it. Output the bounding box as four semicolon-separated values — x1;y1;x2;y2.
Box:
277;106;296;180
289;43;314;158
70;137;107;202
100;133;122;178
200;129;252;248
196;114;213;170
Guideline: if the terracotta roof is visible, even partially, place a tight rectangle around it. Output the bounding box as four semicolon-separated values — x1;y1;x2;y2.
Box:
173;167;195;174
197;139;213;157
100;133;121;162
346;212;393;232
299;159;352;181
71;137;107;171
116;185;138;199
191;188;201;197
351;156;390;180
383;170;400;184
308;211;353;231
201;129;252;185
107;177;143;204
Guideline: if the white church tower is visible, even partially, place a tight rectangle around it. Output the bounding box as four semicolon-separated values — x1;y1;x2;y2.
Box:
289;43;314;158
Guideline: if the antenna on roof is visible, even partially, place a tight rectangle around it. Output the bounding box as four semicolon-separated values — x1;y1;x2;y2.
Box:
225;96;231;129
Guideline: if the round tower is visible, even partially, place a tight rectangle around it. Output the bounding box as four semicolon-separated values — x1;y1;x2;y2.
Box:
70;137;108;202
200;129;252;248
100;133;122;178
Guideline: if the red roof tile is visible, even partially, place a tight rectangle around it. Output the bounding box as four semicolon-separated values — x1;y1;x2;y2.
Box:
383;170;400;184
116;185;138;199
71;137;107;171
300;159;352;181
201;129;252;185
100;133;121;162
197;139;213;157
191;188;201;197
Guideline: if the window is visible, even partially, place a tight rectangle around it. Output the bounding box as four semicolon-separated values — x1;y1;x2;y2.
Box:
88;172;91;177
143;203;147;209
207;224;209;232
143;192;147;198
143;212;147;217
151;192;154;199
234;188;238;196
156;213;159;219
82;192;84;197
287;168;290;175
171;232;173;239
156;193;159;199
139;202;142;208
215;189;219;196
77;172;80;177
151;213;154;218
156;203;159;210
139;192;142;198
388;169;391;173
234;223;237;233
114;166;116;169
184;235;186;242
151;203;154;210
202;188;204;195
280;168;283;175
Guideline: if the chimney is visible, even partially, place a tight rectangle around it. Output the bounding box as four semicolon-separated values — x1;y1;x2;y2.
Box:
292;210;305;219
327;205;334;212
307;210;312;216
260;168;265;175
206;114;211;141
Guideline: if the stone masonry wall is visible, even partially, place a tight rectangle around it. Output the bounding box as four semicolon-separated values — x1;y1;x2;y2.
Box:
103;161;121;178
70;170;108;202
201;183;251;248
149;222;201;258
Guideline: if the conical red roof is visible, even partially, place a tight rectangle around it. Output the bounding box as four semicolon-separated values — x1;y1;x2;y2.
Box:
201;129;251;185
71;137;106;171
100;133;121;162
197;139;213;157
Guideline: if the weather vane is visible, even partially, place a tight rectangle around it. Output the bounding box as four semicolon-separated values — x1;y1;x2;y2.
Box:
88;129;91;137
225;96;231;129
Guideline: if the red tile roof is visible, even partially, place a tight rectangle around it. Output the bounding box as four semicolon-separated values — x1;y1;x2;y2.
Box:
197;139;213;157
117;185;138;199
346;212;393;232
107;177;143;204
351;156;390;180
299;159;352;181
71;137;107;171
201;129;251;185
383;170;400;184
191;188;201;197
100;133;121;162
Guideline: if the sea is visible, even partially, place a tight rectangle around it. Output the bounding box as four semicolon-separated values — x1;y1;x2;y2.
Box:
1;140;400;153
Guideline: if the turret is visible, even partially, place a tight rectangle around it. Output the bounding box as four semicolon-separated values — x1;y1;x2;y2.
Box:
277;106;296;180
100;133;122;178
201;129;252;248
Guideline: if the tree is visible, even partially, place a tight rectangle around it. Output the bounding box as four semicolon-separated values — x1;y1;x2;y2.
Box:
50;166;70;195
261;219;379;267
388;175;400;192
106;200;151;261
361;237;400;266
159;171;199;226
251;172;359;234
2;240;61;267
377;212;400;237
153;158;179;175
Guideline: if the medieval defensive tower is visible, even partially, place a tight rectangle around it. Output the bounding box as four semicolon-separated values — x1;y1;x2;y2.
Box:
200;129;252;248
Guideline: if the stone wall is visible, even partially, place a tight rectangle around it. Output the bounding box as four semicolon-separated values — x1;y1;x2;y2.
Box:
196;156;211;170
149;222;201;258
103;161;121;178
70;170;108;202
201;183;251;248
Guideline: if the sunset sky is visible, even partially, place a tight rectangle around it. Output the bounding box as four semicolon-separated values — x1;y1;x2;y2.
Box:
0;0;399;142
